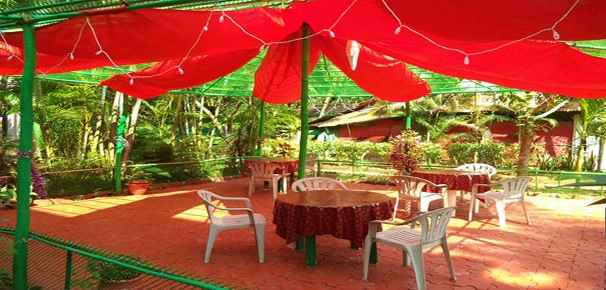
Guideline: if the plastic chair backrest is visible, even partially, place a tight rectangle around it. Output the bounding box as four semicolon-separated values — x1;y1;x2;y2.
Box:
390;176;429;220
197;190;221;223
413;207;455;245
456;163;497;177
291;177;347;192
247;161;281;177
499;177;531;200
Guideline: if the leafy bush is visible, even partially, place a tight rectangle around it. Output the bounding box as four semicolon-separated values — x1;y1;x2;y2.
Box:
309;140;390;163
447;142;504;166
420;142;445;165
87;256;141;283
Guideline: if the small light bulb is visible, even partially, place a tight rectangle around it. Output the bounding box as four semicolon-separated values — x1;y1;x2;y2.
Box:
328;30;336;38
463;55;470;65
129;78;135;85
219;14;225;23
95;50;103;56
6;55;13;61
552;29;560;40
69;53;75;60
177;67;185;75
394;26;402;35
203;25;209;32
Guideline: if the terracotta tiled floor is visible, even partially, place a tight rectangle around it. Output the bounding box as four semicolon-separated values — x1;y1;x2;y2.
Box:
0;178;604;290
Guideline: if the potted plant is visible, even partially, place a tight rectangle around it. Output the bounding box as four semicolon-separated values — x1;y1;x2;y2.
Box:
85;256;142;289
126;167;151;195
389;130;423;175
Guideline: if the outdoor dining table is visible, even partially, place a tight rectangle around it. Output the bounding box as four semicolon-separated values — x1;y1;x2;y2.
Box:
273;190;394;266
412;169;491;215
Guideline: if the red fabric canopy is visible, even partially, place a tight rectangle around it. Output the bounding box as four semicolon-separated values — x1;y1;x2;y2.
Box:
252;32;321;104
317;37;429;102
100;49;259;100
1;0;606;100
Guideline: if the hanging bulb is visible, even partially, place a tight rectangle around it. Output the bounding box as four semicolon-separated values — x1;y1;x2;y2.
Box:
346;40;361;71
394;26;402;35
129;78;135;86
177;67;185;75
203;25;209;32
463;55;470;65
552;29;560;40
95;50;103;56
259;45;266;52
328;30;336;38
69;53;75;60
6;55;14;61
219;14;225;23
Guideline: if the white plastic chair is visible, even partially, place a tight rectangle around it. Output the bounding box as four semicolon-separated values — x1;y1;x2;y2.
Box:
391;176;447;215
363;207;456;290
468;177;531;227
247;161;289;199
291;177;348;192
305;154;318;177
455;163;497;177
197;190;265;263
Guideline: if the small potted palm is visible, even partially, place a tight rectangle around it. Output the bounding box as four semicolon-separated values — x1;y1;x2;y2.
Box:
126;167;151;195
85;256;142;289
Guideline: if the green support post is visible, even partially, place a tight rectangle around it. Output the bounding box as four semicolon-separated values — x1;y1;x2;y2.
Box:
297;23;311;180
304;236;316;266
113;116;127;194
405;102;412;129
63;251;73;290
13;17;36;290
256;101;265;156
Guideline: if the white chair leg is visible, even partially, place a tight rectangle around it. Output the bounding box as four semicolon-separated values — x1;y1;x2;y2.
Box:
419;198;430;212
362;235;372;280
402;250;411;267
521;201;531;225
254;223;265;263
495;201;507;228
474;198;481;213
248;176;254;197
468;197;475;222
272;178;278;200
406;245;426;290
204;226;219;263
441;237;456;281
282;176;288;193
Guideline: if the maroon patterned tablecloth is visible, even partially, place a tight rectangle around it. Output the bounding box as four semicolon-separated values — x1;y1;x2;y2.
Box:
412;169;490;193
273;190;394;248
245;158;298;175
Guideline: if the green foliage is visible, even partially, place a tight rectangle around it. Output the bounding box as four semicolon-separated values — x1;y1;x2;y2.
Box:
420;142;445;165
447;142;504;166
0;268;42;290
87;256;142;283
308;140;391;163
261;138;297;158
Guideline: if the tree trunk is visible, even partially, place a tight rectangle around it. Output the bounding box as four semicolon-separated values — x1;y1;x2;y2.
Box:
574;139;586;172
121;99;142;164
516;126;534;176
598;137;606;172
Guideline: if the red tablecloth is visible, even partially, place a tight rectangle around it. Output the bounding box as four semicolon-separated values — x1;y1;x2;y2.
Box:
273;190;394;248
412;169;490;193
244;158;299;175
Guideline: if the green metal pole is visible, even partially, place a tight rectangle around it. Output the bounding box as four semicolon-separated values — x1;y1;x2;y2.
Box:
63;250;73;290
13;17;36;290
256;101;265;156
113;116;127;194
297;23;311;180
405;102;412;129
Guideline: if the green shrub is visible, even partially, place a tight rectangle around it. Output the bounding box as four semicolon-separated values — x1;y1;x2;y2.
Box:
420;142;445;165
447;142;504;166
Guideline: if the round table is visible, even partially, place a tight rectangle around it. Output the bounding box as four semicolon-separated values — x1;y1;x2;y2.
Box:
273;190;394;265
412;169;490;215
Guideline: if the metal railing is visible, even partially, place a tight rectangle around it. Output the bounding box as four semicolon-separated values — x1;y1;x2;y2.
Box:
0;227;231;290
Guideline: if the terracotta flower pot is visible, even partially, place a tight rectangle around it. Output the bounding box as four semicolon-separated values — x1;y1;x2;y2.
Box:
127;180;150;195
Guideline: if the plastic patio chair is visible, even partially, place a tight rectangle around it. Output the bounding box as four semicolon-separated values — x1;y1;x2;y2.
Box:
391;176;447;216
291;177;348;192
197;190;265;263
247;161;289;200
468;176;532;227
305;153;318;177
362;207;457;290
455;163;497;201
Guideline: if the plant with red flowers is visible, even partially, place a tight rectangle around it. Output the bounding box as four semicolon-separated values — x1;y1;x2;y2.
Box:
389;130;423;175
